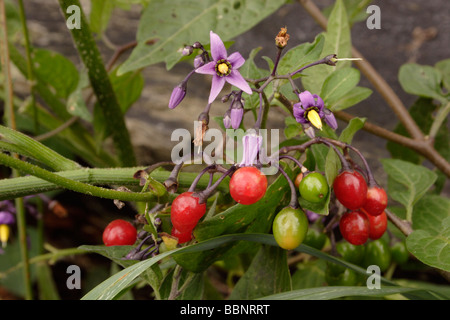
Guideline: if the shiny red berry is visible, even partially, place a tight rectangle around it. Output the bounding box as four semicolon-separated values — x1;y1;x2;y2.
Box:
102;219;137;246
170;192;206;233
362;208;387;240
339;210;369;245
362;186;388;216
171;227;192;244
333;170;368;210
229;166;268;205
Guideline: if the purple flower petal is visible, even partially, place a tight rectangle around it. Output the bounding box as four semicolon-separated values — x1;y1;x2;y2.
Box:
209;31;227;61
293;104;308;124
208;75;226;103
227;52;245;69
225;70;252;95
195;61;216;75
299;91;315;108
313;94;324;110
324;108;338;130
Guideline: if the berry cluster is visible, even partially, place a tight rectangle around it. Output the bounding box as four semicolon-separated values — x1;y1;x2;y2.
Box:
99;29;392;267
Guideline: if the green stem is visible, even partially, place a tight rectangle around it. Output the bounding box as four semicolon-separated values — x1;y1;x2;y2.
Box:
17;0;38;134
0;165;230;201
14;197;33;299
0;0;33;300
429;101;450;139
0;153;167;202
58;0;136;167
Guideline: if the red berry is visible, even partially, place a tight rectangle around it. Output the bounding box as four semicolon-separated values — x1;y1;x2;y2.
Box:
333;170;368;210
362;208;387;240
102;219;137;246
171;227;192;244
339;210;369;246
362;186;388;216
170;192;206;233
229;166;268;205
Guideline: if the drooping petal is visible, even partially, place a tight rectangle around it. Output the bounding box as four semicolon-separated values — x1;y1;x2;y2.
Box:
239;132;262;167
195;61;216;75
227;52;245;69
208;75;226;103
209;31;227;61
299;91;315;108
226;70;253;95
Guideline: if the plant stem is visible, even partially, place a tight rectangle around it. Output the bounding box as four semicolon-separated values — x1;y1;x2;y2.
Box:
429;101;450;139
58;0;136;167
17;0;38;134
0;0;33;299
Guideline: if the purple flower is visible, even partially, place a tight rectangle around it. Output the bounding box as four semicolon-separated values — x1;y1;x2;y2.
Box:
195;31;252;103
230;107;244;129
168;84;187;109
293;91;338;136
293;91;325;129
0;211;15;225
239;130;262;167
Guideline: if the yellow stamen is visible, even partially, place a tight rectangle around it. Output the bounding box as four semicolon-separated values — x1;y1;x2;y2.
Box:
217;63;229;75
307;109;323;130
0;224;10;248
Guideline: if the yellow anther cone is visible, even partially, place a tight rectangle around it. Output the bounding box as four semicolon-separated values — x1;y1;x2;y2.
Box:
0;224;10;248
307;109;323;130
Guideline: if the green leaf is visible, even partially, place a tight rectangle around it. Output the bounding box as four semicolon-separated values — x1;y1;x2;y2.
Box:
0;125;81;171
118;0;287;73
386;98;448;165
320;68;360;105
381;158;438;221
435;58;450;91
277;33;325;75
302;0;351;94
329;86;372;111
412;195;450;233
228;245;291;299
257;286;431;300
291;259;327;289
89;0;115;34
32;48;79;99
406;216;450;272
398;63;447;105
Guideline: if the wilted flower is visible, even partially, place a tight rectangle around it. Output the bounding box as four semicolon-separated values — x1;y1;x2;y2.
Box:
195;31;252;103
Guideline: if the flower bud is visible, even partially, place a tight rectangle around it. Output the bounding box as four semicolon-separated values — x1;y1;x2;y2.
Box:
194;54;205;68
168;84;186;109
230;107;244;130
223;110;232;129
323;108;338;130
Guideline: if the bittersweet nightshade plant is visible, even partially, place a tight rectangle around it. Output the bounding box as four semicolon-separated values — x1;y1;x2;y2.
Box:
195;31;253;103
239;131;263;167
